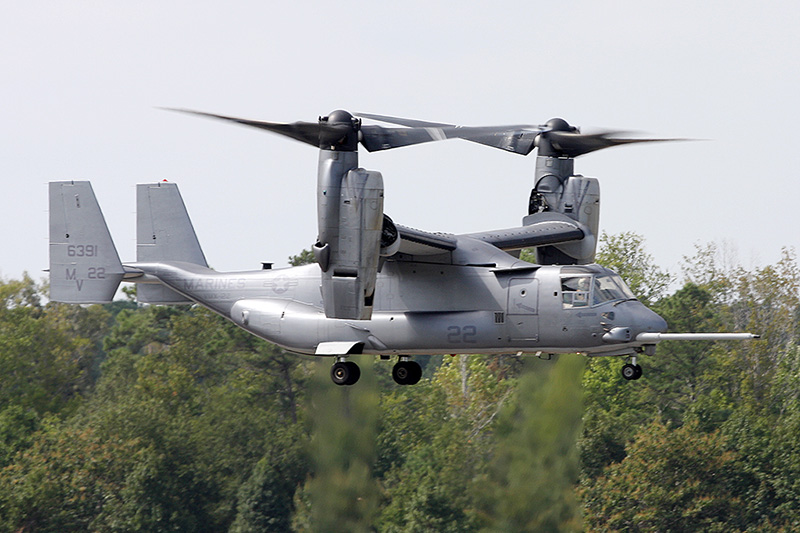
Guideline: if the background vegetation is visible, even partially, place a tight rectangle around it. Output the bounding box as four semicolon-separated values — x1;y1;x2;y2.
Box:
0;235;797;531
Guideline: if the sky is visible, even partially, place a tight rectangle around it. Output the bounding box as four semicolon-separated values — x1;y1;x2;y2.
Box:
2;2;799;287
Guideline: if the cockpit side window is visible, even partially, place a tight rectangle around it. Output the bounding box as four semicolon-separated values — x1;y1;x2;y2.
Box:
561;273;636;308
561;275;591;308
593;274;636;305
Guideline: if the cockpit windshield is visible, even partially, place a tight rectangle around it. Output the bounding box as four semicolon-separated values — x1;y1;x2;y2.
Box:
593;274;636;305
561;273;636;308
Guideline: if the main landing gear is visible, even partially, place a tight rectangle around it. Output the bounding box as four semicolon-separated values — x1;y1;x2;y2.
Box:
329;356;422;386
331;358;361;386
621;355;643;381
392;357;422;386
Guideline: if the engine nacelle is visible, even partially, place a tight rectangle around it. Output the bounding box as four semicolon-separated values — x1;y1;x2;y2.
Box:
527;156;600;265
315;164;384;320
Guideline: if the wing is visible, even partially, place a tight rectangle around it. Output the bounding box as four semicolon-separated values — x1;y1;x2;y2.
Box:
396;225;457;255
464;218;584;251
393;216;583;257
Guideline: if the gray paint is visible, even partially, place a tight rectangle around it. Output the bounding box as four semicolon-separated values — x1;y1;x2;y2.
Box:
47;110;756;385
49;180;669;357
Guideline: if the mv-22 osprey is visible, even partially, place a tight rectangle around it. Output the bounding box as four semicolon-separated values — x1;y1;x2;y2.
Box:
48;109;757;386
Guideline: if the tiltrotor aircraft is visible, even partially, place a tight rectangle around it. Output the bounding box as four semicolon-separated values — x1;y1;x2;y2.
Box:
48;109;758;385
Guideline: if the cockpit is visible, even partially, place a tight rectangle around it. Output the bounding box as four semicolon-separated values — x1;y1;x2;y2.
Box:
560;270;636;308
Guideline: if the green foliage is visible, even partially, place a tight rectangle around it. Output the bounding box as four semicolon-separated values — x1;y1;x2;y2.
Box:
295;357;380;533
579;357;641;478
519;248;536;263
0;404;39;468
0;277;111;417
644;283;730;427
0;237;797;530
0;420;140;532
288;248;316;267
230;425;307;533
582;421;751;532
596;231;672;306
477;356;585;532
378;356;515;532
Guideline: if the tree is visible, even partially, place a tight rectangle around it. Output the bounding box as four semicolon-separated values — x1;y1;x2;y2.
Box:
0;404;39;468
644;283;731;428
0;421;140;532
229;425;307;533
596;231;671;306
378;356;520;532
77;304;311;530
289;248;316;267
0;277;109;417
293;356;380;532
581;421;751;532
476;356;584;532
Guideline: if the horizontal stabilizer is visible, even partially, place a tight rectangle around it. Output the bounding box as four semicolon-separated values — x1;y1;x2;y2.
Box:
49;181;124;303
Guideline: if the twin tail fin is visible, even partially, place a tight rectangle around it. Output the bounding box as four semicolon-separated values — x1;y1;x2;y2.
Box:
48;180;207;304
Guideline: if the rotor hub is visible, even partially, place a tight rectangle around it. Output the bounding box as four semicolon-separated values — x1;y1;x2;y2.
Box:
322;109;358;126
545;117;575;132
319;110;361;151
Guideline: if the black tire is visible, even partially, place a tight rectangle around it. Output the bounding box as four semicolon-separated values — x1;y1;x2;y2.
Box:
407;361;422;385
392;361;410;385
633;364;643;380
621;363;637;381
345;361;361;385
331;361;351;386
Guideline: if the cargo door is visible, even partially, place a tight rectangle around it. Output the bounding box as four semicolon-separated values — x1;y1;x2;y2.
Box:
506;278;539;341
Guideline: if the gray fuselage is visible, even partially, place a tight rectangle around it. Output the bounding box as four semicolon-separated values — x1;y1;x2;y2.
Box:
129;254;667;358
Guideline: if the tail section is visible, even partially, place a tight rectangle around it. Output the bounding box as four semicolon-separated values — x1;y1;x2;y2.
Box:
49;181;124;303
136;182;207;304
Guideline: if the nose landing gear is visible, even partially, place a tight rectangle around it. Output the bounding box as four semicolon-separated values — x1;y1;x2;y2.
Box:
621;355;643;381
331;357;361;386
392;357;422;385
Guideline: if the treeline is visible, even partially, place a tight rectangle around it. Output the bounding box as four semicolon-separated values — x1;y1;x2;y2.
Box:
0;234;797;531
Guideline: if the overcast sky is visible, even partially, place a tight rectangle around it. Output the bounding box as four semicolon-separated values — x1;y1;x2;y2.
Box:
2;2;799;286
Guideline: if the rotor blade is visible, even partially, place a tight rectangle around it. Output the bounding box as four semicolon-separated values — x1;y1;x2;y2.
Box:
446;126;540;155
359;112;687;157
547;131;686;157
358;113;541;155
164;108;346;148
357;112;453;129
169;109;472;152
359;124;456;152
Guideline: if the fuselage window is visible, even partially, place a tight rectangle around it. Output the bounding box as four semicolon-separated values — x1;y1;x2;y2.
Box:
561;276;591;308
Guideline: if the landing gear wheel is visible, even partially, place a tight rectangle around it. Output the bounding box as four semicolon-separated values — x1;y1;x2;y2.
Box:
621;363;643;381
345;361;361;385
331;361;361;386
407;361;422;385
392;362;410;385
392;360;422;385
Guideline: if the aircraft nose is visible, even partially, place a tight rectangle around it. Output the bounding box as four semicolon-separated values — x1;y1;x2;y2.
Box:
641;306;668;333
617;301;667;334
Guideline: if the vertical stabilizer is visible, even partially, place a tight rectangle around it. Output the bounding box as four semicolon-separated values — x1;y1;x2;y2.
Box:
137;182;207;265
136;182;207;304
49;181;124;303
